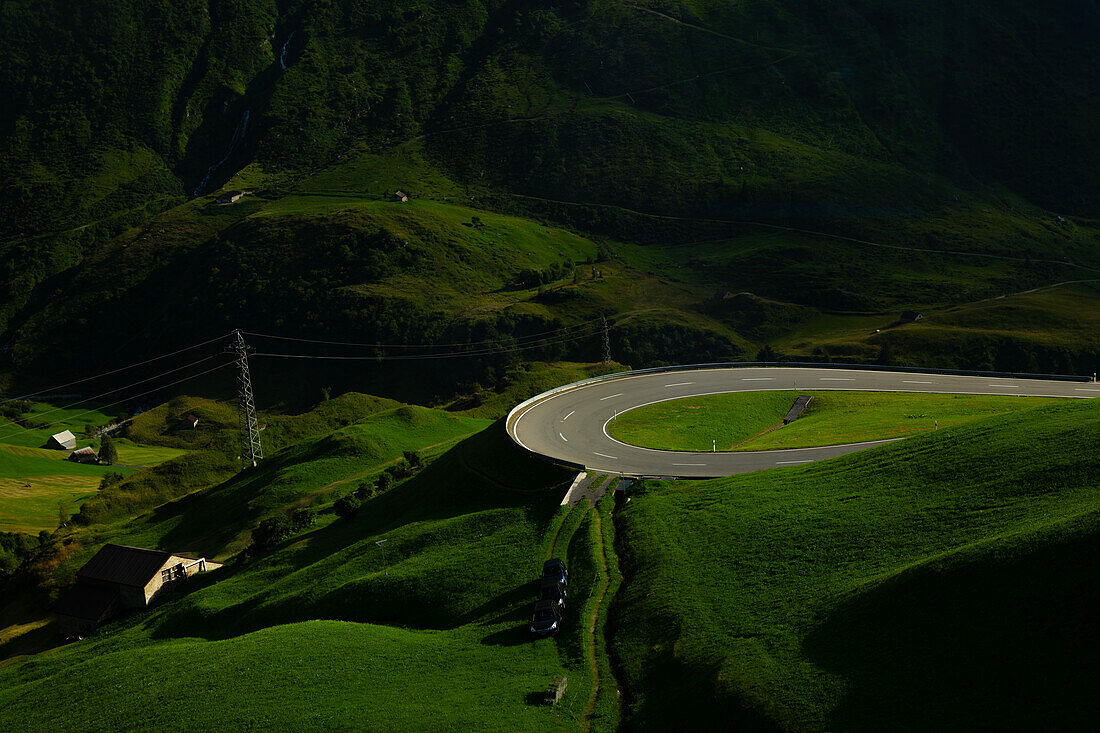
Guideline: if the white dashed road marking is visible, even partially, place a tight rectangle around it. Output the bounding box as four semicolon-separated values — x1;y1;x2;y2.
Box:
820;378;853;381
988;384;1020;388
598;393;623;401
776;460;814;465
903;380;934;384
593;452;618;460
562;410;575;421
559;433;568;442
673;463;707;466
665;382;695;387
741;378;774;381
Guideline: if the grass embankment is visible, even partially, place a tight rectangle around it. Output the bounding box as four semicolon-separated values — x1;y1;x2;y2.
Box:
612;399;1100;730
0;422;599;730
608;390;1060;452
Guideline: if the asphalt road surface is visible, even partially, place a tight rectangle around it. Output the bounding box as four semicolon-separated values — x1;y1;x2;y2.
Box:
507;366;1097;478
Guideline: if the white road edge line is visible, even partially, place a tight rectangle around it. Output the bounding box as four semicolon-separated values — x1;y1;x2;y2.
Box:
559;433;568;442
776;460;814;465
593;452;618;460
598;393;624;401
665;382;695;387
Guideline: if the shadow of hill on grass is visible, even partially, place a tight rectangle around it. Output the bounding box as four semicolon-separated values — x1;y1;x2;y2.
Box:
120;404;490;559
802;511;1100;732
142;419;574;641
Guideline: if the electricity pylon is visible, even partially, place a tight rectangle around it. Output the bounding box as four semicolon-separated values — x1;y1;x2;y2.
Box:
601;314;612;364
231;330;263;468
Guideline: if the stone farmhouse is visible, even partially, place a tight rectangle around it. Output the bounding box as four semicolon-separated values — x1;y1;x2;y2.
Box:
56;544;220;636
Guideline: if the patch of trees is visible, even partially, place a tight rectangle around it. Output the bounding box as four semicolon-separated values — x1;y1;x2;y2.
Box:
336;450;423;519
509;259;575;289
613;321;746;368
0;531;47;586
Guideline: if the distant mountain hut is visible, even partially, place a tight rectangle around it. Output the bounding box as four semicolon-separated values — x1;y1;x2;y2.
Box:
900;310;924;323
390;190;410;203
68;447;100;464
216;190;244;204
46;430;77;450
177;413;200;430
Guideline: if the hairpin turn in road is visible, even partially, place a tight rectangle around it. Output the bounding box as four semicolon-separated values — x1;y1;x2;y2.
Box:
507;366;1096;478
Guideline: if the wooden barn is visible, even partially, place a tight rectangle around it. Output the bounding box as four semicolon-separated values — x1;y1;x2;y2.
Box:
56;544;219;636
46;430;77;450
67;446;100;464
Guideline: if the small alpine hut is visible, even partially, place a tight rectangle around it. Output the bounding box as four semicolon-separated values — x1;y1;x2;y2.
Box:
68;446;100;464
390;190;410;203
900;310;924;323
46;430;77;450
216;190;244;204
177;413;200;430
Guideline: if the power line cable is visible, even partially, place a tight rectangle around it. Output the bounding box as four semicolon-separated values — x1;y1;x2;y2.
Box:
252;326;603;362
0;360;235;445
242;319;602;349
0;332;232;406
10;353;225;427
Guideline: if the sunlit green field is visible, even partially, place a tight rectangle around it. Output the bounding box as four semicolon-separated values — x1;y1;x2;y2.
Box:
608;390;1062;451
0;403;187;532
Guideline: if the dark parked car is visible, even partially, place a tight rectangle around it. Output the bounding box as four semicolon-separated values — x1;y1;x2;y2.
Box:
542;558;568;587
530;600;561;637
539;580;567;612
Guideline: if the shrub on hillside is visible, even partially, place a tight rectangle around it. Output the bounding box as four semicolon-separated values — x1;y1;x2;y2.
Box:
290;507;316;531
250;516;293;551
98;472;125;490
334;495;361;519
374;472;393;493
402;450;422;468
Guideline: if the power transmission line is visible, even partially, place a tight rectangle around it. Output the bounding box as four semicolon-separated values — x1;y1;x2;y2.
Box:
242;319;602;350
251;325;602;361
6;353;224;428
601;314;612;364
0;332;232;407
230;330;262;468
0;360;234;445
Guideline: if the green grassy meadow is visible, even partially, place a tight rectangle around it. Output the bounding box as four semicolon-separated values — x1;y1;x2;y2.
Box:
608;390;1062;451
0;445;131;533
0;415;626;731
612;399;1100;730
0;402;189;533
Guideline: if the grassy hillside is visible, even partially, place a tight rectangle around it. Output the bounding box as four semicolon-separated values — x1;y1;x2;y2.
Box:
0;416;632;730
612;398;1100;729
2;1;1098;397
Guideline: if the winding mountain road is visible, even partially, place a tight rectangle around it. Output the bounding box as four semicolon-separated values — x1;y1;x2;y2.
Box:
507;366;1097;478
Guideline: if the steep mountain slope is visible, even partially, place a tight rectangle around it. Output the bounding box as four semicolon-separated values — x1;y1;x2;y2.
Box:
2;1;1098;393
